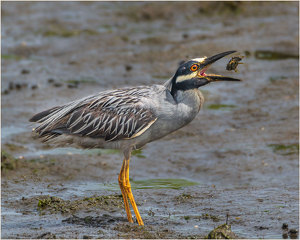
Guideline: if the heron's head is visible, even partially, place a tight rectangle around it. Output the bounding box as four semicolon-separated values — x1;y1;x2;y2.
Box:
170;50;241;95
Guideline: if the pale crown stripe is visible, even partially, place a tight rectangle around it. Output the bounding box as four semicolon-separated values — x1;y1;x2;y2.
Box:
191;57;206;63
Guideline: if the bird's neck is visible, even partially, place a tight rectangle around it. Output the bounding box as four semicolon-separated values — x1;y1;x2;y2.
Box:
163;77;204;107
164;75;196;99
164;75;179;97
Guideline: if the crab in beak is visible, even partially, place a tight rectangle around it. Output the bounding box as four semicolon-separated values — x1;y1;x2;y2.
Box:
197;50;241;83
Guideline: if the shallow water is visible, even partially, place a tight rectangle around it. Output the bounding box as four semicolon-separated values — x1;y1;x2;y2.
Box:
1;2;299;239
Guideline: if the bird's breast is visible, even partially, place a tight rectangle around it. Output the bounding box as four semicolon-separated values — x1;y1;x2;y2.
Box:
141;89;204;143
175;89;204;123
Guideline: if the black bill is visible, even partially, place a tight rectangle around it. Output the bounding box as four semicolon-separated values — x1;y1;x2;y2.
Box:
204;74;241;82
199;50;242;82
201;50;237;67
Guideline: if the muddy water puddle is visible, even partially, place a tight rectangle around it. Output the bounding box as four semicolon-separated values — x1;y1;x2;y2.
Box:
2;1;299;239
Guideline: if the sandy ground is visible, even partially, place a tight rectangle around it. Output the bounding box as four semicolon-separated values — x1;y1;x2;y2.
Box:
1;2;299;239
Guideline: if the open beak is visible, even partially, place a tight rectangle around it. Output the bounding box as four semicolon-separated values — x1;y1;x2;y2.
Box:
197;50;241;82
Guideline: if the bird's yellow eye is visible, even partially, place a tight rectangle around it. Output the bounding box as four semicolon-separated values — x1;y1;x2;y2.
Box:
190;64;199;72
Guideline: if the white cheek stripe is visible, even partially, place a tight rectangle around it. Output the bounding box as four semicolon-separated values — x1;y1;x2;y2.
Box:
176;72;198;82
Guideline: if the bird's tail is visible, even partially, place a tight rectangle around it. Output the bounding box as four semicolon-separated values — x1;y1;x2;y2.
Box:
29;106;61;123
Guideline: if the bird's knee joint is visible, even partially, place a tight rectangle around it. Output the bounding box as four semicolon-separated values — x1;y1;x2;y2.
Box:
118;179;124;186
124;185;131;191
118;179;130;188
119;182;131;191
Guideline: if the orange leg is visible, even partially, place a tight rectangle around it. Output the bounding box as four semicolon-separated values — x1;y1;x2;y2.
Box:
118;158;133;223
124;157;144;226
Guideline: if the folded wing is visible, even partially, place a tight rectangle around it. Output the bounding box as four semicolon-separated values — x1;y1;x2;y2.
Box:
30;87;157;142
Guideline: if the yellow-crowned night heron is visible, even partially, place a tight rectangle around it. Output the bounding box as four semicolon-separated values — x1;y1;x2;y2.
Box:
30;50;241;225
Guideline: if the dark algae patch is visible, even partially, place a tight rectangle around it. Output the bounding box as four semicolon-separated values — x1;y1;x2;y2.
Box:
183;214;221;222
1;54;23;61
41;26;99;38
113;223;173;239
132;149;146;158
63;214;126;227
268;143;299;155
64;77;98;85
269;76;288;83
1;150;19;171
131;178;199;190
37;232;57;239
201;213;222;222
206;223;238;239
207;104;236;110
1;150;61;178
37;195;123;214
4;143;27;152
255;50;298;60
175;193;194;202
81;178;198;191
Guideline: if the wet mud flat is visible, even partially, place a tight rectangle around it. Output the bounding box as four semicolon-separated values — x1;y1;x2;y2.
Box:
1;2;299;239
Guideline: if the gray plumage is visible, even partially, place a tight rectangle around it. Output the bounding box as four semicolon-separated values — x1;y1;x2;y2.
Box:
30;51;241;153
30;81;203;151
30;51;241;225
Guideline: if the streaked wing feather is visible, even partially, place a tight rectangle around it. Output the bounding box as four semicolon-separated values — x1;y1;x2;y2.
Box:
32;87;157;142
